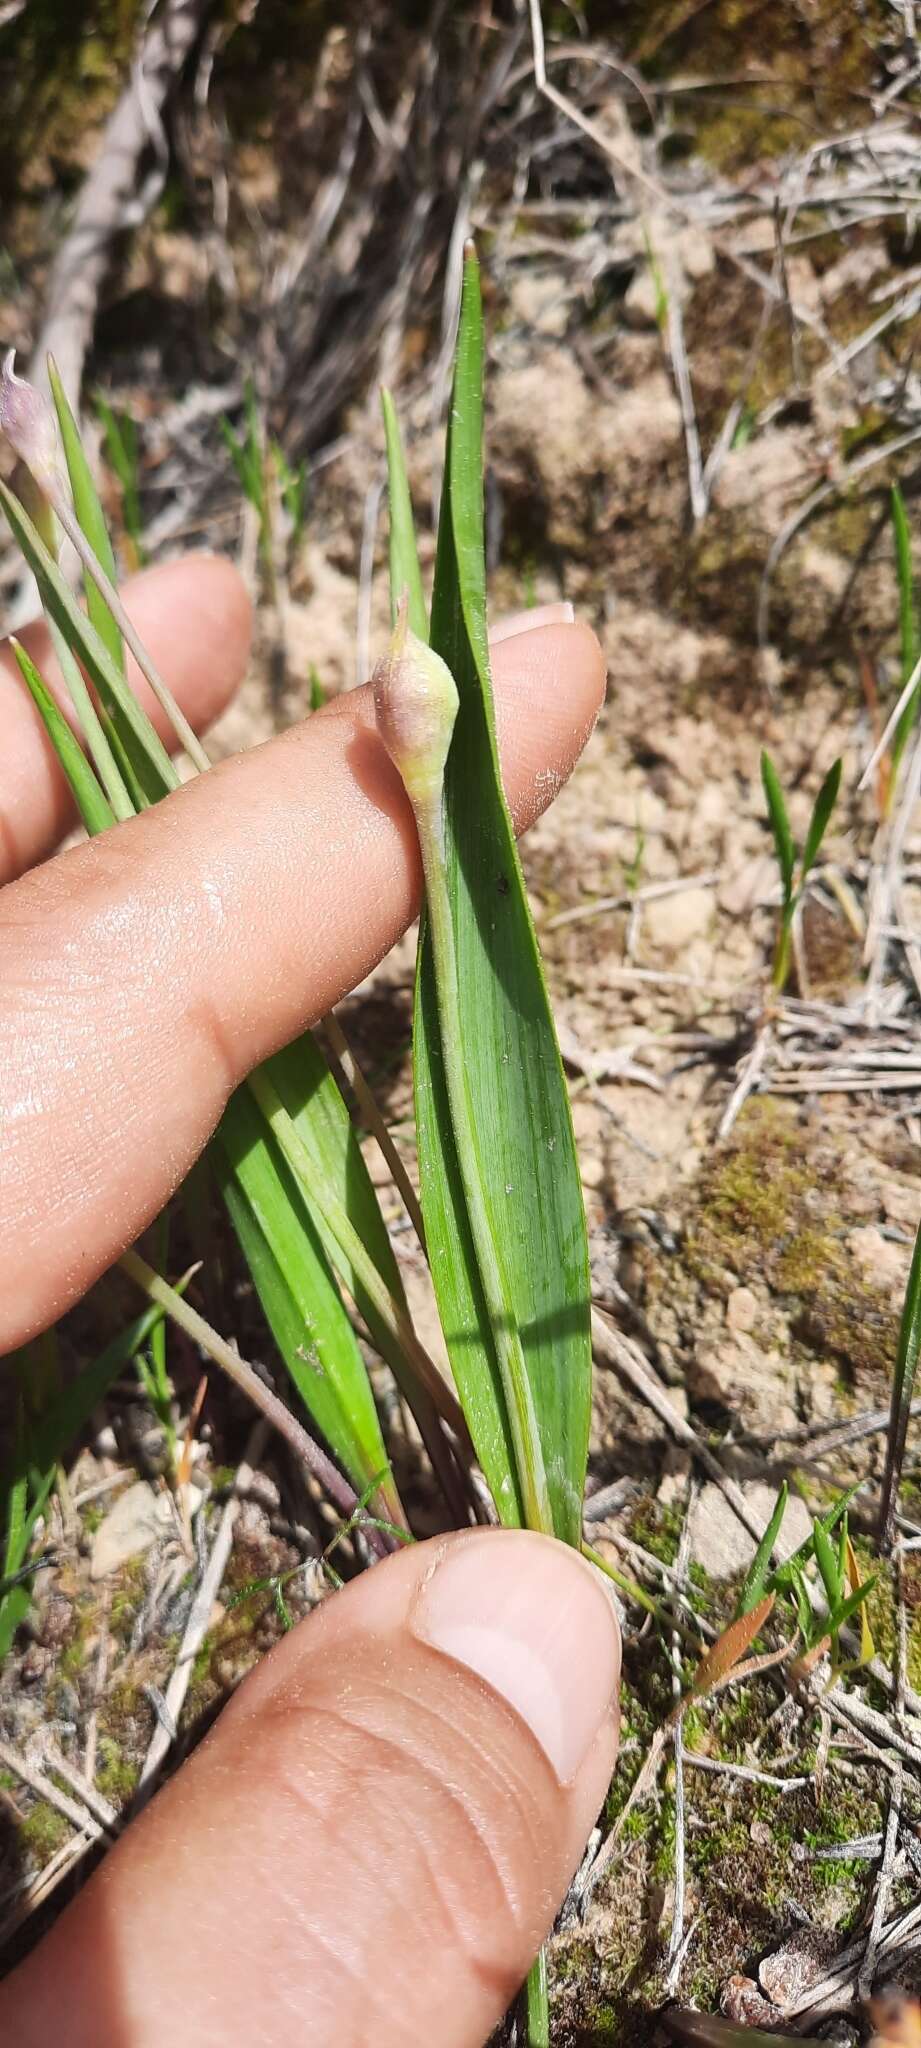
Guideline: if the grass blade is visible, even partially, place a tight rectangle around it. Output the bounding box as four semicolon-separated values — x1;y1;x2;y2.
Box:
411;249;591;1544
801;757;842;883
10;640;116;836
213;1081;407;1532
49;356;124;676
892;483;920;771
879;1213;921;1546
760;750;795;905
381;387;427;638
738;1481;787;1615
0;478;179;792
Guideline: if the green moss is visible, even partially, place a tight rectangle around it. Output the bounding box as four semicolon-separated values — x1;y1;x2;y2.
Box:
686;1100;901;1386
95;1738;140;1807
21;1800;70;1864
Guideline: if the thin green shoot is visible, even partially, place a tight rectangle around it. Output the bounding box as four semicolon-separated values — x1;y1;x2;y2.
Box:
94;390;146;568
221;376;308;595
118;1248;397;1548
761;750;842;990
133;1212;177;1475
888;483;920;808
878;1212;921;1548
226;1466;411;1623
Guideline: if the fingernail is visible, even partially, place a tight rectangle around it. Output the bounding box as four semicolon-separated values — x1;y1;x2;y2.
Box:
411;1530;620;1784
491;601;575;645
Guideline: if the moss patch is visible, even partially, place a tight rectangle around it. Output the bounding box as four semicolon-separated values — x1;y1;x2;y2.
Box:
685;1099;900;1386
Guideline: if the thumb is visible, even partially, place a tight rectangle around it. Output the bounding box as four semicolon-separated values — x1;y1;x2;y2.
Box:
1;1530;620;2048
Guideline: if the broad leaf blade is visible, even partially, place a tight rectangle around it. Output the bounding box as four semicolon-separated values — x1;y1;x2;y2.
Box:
760;750;795;904
381;388;427;638
801;757;841;882
214;1082;405;1530
412;251;591;1544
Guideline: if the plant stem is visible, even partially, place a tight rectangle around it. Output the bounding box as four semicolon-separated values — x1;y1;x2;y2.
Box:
523;1948;550;2047
323;1010;428;1253
50;488;211;772
771;909;793;993
415;795;554;1536
119;1248;399;1548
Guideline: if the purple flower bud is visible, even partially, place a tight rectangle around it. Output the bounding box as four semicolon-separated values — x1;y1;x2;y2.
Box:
0;350;59;495
372;598;459;807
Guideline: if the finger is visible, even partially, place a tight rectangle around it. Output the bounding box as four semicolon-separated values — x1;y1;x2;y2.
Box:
0;556;253;883
0;1530;620;2048
0;617;605;1346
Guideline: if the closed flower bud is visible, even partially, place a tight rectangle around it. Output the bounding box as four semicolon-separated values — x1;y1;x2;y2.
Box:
372;600;459;807
0;351;59;495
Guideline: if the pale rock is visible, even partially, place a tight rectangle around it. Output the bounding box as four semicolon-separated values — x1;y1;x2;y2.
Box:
719;853;776;918
507;270;570;339
883;1182;921;1231
726;1285;758;1334
846;1224;908;1287
644;885;715;952
688;1480;813;1579
90;1482;173;1581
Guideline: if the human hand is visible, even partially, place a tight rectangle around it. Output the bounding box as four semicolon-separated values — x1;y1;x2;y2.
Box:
0;558;620;2046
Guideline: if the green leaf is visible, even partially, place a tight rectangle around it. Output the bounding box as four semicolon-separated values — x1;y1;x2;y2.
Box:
738;1482;787;1615
813;1515;843;1613
213;1078;405;1532
827;1571;877;1638
381;388;427;639
760;750;795;906
800;757;841;885
10;640;116;836
49;358;124;677
411;251;591;1545
879;1213;921;1544
94;391;144;560
51;365;161;805
892;484;921;769
0;479;179;795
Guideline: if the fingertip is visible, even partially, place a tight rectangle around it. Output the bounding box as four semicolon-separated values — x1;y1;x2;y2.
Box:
123;554;253;732
492;618;607;831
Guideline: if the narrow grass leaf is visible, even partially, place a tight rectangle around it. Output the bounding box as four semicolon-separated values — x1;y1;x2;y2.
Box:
0;478;179;792
827;1573;877;1637
95;391;145;563
801;757;842;883
761;750;795;904
879;1213;921;1545
412;251;591;1544
813;1514;844;1614
51;362;162;805
738;1481;787;1615
10;640;116;836
893;484;920;766
381;388;427;638
49;357;124;675
773;1483;860;1587
845;1533;875;1665
214;1082;406;1531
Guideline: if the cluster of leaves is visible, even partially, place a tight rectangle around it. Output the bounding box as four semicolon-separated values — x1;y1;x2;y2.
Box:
736;1480;874;1679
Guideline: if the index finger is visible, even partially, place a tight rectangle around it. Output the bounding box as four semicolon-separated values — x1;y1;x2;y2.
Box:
0;555;252;882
